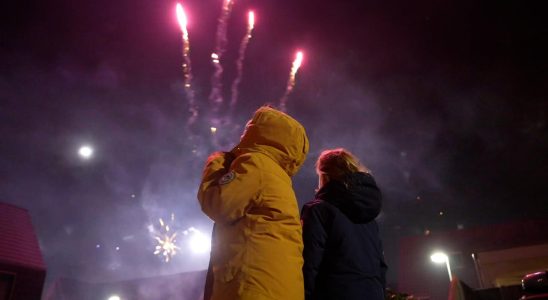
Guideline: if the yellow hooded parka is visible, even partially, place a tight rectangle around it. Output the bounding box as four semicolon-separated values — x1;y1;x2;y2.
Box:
198;106;309;300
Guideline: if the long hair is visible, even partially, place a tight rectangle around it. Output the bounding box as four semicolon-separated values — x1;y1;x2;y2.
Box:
316;148;369;184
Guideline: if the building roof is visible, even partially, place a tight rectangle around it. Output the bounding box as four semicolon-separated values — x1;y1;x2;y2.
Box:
0;202;45;269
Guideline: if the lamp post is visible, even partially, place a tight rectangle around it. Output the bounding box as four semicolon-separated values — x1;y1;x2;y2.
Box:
431;252;452;282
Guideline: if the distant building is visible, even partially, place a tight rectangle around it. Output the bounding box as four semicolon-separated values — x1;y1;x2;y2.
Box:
0;202;47;300
398;219;548;299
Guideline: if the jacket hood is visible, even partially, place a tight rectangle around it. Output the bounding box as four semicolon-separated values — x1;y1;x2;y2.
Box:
316;172;382;223
233;106;309;176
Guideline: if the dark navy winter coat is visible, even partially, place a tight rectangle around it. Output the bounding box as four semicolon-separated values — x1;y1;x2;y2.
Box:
301;172;387;300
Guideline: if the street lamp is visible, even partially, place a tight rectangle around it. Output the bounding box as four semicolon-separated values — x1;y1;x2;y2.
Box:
431;251;452;282
78;145;94;159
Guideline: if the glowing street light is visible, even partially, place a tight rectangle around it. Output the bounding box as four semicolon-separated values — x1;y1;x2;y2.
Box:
430;251;452;281
78;145;94;159
107;295;121;300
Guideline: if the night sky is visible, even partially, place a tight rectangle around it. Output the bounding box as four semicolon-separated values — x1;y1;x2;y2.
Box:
1;0;547;292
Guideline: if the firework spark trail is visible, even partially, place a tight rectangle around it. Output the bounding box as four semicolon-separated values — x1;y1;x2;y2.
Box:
279;51;304;111
229;11;255;114
209;0;235;108
176;3;198;126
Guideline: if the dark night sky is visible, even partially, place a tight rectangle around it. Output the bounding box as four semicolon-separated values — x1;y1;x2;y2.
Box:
1;0;547;291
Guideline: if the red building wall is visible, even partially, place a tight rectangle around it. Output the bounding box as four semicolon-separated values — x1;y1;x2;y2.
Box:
0;202;46;300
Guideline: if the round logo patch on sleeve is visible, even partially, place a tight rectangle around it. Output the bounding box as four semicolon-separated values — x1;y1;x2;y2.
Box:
218;171;236;185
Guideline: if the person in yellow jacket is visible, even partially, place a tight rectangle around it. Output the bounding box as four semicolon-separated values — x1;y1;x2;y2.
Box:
198;105;309;300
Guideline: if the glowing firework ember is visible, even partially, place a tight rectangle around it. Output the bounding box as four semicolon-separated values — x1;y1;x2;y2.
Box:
229;11;256;113
211;53;220;64
292;51;304;75
153;214;180;262
279;51;304;111
248;11;255;30
176;3;188;39
175;3;198;125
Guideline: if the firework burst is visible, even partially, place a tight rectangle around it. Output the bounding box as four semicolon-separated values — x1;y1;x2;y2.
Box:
153;214;180;262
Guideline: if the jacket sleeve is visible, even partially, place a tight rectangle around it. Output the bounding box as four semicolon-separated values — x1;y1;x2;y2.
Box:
301;202;329;299
198;152;262;224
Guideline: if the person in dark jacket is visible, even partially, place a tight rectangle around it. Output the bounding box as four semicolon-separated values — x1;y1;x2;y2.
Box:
301;148;387;300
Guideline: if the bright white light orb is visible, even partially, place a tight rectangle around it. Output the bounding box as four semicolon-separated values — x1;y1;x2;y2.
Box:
430;252;448;263
189;231;211;254
78;145;94;159
107;295;121;300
